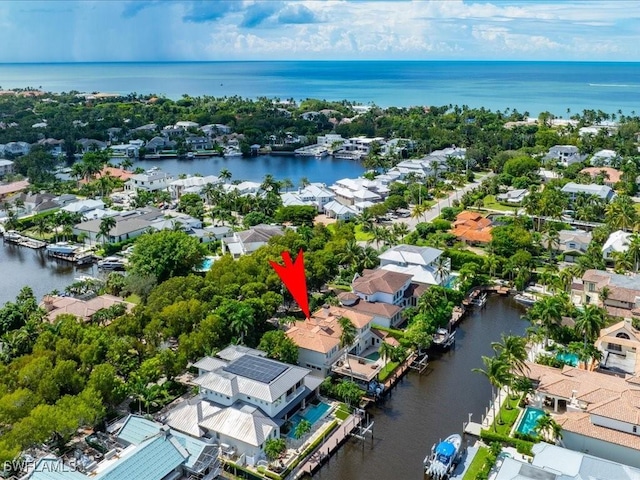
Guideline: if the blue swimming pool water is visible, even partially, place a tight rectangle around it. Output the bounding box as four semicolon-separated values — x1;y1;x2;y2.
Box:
556;351;579;367
366;352;380;361
199;257;214;271
517;407;545;436
445;273;459;290
287;401;331;438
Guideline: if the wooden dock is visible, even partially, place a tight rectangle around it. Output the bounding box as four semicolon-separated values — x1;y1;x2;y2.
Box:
47;250;95;265
294;414;363;478
3;234;46;249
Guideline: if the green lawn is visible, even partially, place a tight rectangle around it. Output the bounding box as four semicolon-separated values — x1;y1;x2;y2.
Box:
354;225;374;241
634;203;640;214
492;395;522;436
335;404;351;421
378;361;400;382
483;195;518;212
462;446;491;480
125;294;141;305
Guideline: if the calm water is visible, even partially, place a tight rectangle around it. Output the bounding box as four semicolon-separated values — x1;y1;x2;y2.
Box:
2;61;640;116
133;154;364;185
316;296;529;480
0;241;98;305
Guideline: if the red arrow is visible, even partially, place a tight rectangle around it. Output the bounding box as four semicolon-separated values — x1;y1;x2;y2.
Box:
269;249;310;320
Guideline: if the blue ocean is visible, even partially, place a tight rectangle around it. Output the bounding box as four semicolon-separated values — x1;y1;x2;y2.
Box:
2;61;640;116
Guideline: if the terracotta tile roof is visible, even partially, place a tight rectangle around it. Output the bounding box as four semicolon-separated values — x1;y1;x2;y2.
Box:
42;294;134;322
580;167;622;184
556;411;640;450
286;305;374;354
371;328;400;347
451;211;493;243
353;269;412;295
79;166;134;184
344;299;402;318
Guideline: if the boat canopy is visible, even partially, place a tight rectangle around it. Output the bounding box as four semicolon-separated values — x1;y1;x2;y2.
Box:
435;441;455;460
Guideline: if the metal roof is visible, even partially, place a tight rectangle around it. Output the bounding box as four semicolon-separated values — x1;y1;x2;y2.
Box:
379;244;443;267
199;404;277;447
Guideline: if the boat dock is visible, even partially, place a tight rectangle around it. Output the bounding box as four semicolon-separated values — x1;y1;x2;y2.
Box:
47;250;95;265
2;232;46;249
294;413;364;478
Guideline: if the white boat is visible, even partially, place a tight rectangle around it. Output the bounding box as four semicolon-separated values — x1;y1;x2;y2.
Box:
424;434;461;479
432;328;456;349
223;147;242;157
98;256;127;270
3;230;22;241
514;294;536;306
186;152;195;159
46;242;79;255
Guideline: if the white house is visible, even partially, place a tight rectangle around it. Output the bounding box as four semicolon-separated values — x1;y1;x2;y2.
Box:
221;224;283;258
125;169;175;193
379;244;449;286
496;188;529;204
61;199;105;217
0;159;14;177
169;175;221;199
298;183;336;210
323;200;357;220
545;145;585;167
1;141;30;157
73;208;163;245
561;182;616;202
590;149;620;166
602;230;633;260
557;229;592;261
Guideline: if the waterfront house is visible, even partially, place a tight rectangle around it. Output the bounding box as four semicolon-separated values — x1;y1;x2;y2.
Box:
544;145;585;167
77;138;107;153
602;230;632;261
496;188;529;204
124;169;174;193
0;159;14;177
37;138;65;157
109;141;141;158
450;211;493;245
18;192;59;215
164;345;322;464
1;141;30;156
578;269;640;321
298;183;336;210
145;136;174;153
378;244;450;286
133;123;157;133
73;207;163;245
223;181;261;196
221;224;283;258
493;443;640;480
185;136;212;151
561;182;616;203
526;362;640;468
286;306;376;375
61;199;105;217
580;166;622;187
595;319;640;376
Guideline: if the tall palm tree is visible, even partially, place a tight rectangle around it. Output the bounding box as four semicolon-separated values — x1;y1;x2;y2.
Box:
434;256;451;286
98;216;117;247
392;222;409;242
492;334;529;378
357;246;379;272
219;168;232;183
338;316;357;378
534;413;563;442
473;355;512;431
528;296;563;348
574;304;607;349
338;239;363;269
626;233;640;272
378;341;395;363
411;203;427;222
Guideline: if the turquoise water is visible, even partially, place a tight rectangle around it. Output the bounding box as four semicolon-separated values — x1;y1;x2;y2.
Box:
287;401;331;438
366;352;380;361
445;273;459;290
557;352;579;367
3;61;640;116
199;257;214;271
517;407;545;436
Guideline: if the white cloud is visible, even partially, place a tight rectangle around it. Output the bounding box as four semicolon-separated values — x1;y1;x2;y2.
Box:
0;0;639;61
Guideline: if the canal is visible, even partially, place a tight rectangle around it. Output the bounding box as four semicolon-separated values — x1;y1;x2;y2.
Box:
0;241;98;305
314;295;529;480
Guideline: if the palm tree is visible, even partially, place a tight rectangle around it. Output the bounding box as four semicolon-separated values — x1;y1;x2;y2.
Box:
473;355;512;431
626;233;640;272
338;316;357;378
492;334;529;378
483;254;499;278
434;256;451;286
599;286;611;307
411;203;427;222
392;222;409;242
294;419;312;440
299;176;310;188
338;239;363;269
356;246;379;272
574;304;607;349
528;296;563;348
534;413;562;442
280;178;294;192
98;216;116;247
378;341;395;363
219;168;232;183
606;196;638;232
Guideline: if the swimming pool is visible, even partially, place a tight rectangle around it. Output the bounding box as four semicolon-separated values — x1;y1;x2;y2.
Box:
287;401;331;438
556;351;579;367
517;407;545;436
198;256;215;272
366;352;380;361
445;273;459;290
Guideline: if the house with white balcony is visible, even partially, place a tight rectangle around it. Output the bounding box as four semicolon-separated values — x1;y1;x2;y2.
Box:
164;345;321;464
185;136;213;151
286;306;376;376
336;268;424;328
595;319;640;376
545;145;585;167
125;168;174;193
169;175;221;199
378;244;450;286
298;183;335;210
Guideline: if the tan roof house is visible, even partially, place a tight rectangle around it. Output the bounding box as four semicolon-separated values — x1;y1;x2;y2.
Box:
451;211;493;245
42;294;134;323
580;269;640;320
595;319;640;375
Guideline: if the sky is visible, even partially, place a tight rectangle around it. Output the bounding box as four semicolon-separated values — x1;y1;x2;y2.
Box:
1;0;639;62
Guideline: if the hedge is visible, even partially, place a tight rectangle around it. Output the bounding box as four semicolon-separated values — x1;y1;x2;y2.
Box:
280;419;339;478
479;429;534;456
445;248;485;270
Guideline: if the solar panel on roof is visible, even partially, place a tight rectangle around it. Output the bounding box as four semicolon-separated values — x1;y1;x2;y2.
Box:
223;355;287;384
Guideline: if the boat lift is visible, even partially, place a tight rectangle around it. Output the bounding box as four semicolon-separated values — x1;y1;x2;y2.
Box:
350;408;374;450
409;352;429;374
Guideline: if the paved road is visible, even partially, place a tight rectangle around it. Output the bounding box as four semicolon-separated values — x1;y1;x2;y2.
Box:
391;173;494;231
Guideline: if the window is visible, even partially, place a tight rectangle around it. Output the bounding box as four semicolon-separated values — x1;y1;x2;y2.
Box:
616;333;631;340
588;283;596;293
608;342;622;352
